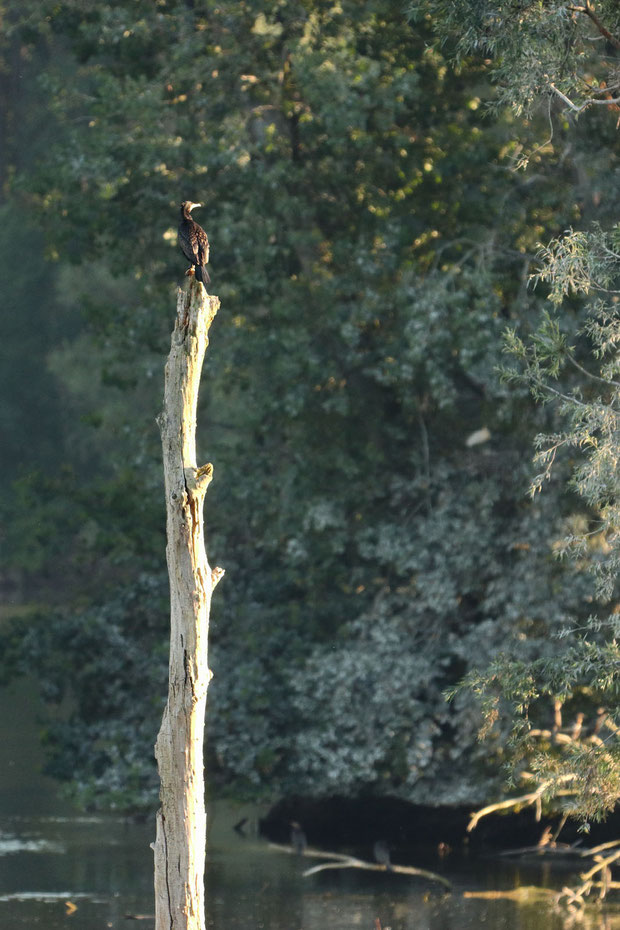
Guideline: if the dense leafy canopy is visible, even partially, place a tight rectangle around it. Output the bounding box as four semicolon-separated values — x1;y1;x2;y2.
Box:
412;0;620;824
1;0;618;814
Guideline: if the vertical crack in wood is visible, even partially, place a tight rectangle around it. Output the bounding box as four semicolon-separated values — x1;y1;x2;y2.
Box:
162;813;173;927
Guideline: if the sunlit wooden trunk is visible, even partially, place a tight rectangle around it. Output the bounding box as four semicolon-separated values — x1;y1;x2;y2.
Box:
154;281;222;930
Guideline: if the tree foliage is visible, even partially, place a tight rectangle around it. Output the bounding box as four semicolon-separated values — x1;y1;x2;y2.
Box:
1;0;616;812
410;0;620;118
412;0;620;825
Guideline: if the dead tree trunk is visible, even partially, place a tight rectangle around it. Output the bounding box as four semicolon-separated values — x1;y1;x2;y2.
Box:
154;280;223;930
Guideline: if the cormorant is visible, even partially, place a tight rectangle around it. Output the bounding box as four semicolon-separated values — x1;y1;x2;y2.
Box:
290;821;307;856
373;840;392;871
178;200;211;287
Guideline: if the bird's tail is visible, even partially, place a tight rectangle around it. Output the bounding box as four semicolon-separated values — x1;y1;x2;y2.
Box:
196;265;211;287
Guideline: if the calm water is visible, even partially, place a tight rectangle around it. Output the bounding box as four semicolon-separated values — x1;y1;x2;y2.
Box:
3;804;620;930
2;681;620;929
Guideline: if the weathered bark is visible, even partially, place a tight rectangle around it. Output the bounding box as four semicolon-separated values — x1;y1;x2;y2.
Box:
154;280;223;930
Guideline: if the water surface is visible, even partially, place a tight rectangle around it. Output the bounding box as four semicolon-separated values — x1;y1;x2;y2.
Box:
1;805;620;930
1;679;620;929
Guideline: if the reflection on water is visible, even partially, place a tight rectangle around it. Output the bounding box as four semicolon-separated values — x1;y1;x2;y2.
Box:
0;813;154;927
1;805;620;930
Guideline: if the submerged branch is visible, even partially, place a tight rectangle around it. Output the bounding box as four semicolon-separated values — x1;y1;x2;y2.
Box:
268;843;451;890
464;887;556;902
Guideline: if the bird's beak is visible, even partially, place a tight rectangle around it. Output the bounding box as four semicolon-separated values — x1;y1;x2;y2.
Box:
190;202;202;211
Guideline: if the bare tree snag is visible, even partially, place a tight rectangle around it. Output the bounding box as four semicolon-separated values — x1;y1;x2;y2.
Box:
154;280;222;930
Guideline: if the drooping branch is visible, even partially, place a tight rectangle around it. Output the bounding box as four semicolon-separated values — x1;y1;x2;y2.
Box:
466;774;578;833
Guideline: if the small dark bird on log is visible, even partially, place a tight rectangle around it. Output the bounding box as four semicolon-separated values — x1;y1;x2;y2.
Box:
233;817;248;836
290;821;307;856
373;840;392;871
178;200;211;287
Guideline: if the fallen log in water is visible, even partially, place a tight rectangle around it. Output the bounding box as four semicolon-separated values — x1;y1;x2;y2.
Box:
268;842;452;890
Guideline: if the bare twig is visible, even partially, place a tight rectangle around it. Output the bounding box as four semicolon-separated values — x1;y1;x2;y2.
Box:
580;839;620;857
533;377;590;409
549;82;620;114
568;3;620;50
568;354;620;390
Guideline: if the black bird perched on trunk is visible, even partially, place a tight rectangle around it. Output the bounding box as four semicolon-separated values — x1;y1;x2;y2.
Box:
373;840;392;871
178;200;211;287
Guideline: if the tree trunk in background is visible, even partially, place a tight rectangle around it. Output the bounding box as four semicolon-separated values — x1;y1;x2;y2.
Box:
154;280;223;930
